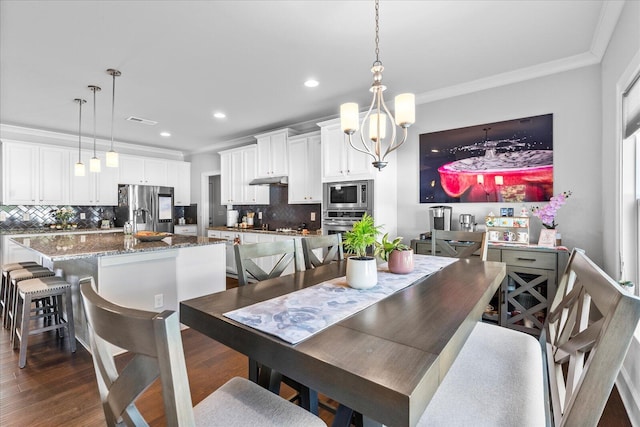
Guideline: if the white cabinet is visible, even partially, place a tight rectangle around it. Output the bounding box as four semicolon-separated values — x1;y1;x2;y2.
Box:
220;145;268;205
174;224;197;236
288;132;322;204
119;156;168;186
69;150;119;206
167;161;191;206
255;128;296;177
2;142;69;205
318;119;373;182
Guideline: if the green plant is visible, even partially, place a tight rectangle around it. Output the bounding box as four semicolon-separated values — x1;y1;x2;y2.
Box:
343;213;381;258
374;233;410;262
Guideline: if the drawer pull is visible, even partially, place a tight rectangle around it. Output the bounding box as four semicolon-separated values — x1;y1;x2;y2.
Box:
517;257;537;262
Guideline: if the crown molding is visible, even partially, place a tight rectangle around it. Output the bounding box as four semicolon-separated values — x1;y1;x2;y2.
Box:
590;0;625;60
0;124;184;160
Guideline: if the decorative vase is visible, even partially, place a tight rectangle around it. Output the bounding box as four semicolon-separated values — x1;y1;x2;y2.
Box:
346;257;378;289
388;249;414;274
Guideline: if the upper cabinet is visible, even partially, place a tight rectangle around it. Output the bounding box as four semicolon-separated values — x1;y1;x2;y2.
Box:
119;155;168;186
167;161;191;206
69;150;119;206
2;142;69;205
288;131;322;204
220;145;268;206
318;118;373;182
255;128;297;177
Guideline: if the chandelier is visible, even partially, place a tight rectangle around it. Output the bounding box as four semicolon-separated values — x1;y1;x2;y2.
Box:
340;0;415;171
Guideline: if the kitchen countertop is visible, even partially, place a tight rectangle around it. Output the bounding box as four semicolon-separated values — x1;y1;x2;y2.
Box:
10;232;226;261
0;227;124;236
207;225;321;237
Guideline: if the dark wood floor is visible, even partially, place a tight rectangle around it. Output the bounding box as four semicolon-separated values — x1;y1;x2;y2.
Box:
0;280;632;426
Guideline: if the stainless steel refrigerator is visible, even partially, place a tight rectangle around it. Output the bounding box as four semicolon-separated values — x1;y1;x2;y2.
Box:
115;184;174;233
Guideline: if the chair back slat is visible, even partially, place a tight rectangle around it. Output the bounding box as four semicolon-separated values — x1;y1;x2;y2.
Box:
234;239;304;286
80;281;196;426
301;234;344;269
543;249;640;427
431;230;488;261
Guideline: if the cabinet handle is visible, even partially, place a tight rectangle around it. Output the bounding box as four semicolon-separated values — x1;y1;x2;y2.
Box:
517;257;537;262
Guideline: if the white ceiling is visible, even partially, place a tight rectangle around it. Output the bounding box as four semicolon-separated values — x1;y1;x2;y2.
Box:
0;0;622;155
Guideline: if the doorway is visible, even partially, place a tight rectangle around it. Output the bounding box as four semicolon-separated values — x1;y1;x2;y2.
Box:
209;175;226;227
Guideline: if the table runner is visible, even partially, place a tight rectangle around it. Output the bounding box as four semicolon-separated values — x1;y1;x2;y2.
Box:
224;254;457;344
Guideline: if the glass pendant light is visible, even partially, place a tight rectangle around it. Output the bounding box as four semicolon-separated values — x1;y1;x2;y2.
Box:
74;98;86;176
106;68;121;167
88;85;101;173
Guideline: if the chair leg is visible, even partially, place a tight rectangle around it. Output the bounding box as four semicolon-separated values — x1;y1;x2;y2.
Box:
65;289;76;353
18;293;31;368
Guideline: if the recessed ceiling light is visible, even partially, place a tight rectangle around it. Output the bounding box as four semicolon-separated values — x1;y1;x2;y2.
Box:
160;131;171;137
213;112;226;119
304;79;319;88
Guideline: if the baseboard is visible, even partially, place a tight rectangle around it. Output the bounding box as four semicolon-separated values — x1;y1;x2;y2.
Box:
617;365;640;426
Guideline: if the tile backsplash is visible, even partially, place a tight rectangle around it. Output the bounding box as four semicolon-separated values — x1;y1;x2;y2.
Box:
0;205;117;231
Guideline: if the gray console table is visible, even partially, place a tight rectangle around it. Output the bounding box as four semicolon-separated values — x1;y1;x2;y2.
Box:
411;238;569;336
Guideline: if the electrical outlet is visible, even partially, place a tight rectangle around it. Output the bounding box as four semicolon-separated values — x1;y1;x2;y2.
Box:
311;212;316;221
154;294;164;308
258;212;262;220
0;211;7;222
80;212;86;220
22;212;30;221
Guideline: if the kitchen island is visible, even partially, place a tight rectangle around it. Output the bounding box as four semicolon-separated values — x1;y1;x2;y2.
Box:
11;232;226;350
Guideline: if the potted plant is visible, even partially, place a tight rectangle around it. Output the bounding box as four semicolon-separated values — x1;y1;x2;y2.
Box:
374;233;414;274
343;213;381;289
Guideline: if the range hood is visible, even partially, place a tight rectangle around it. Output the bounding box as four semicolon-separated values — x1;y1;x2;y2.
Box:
249;176;288;186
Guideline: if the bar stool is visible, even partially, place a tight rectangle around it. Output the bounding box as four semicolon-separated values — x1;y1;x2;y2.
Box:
6;267;55;336
13;276;76;368
1;262;40;322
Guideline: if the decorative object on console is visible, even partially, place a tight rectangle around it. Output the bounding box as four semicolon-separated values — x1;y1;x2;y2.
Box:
419;114;553;203
343;213;381;289
106;68;121;168
88;84;101;173
73;98;86;176
339;0;415;171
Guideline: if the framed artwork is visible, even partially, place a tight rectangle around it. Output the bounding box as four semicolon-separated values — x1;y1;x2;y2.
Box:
537;229;557;248
419;114;553;203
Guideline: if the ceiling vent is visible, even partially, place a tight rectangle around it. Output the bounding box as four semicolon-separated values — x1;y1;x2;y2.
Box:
126;116;158;126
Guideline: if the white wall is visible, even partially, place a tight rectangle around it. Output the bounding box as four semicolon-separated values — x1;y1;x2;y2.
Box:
600;0;640;424
396;66;603;264
186;152;220;203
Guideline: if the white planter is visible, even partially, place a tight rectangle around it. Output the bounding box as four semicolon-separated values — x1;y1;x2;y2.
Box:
346;257;378;289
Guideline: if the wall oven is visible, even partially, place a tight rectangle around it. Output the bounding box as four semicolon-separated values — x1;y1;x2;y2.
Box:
323;180;373;211
323;210;371;236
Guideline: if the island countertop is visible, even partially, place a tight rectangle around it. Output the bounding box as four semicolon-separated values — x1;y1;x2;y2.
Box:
10;232;226;262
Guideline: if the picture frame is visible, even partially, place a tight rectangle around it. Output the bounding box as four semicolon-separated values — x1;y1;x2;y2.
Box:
537;229;557;247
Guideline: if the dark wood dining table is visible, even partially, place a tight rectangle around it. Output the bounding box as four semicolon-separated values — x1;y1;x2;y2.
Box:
180;258;505;427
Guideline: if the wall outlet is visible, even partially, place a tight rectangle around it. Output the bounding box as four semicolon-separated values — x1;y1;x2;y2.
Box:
311;212;316;221
258;212;262;220
80;212;86;219
154;294;164;308
0;211;6;222
22;212;30;221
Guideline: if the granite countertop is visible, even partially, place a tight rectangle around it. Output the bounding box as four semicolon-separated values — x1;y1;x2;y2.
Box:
207;225;321;237
10;232;226;261
0;227;124;236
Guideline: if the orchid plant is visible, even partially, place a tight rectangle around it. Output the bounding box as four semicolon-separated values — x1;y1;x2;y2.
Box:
531;191;572;229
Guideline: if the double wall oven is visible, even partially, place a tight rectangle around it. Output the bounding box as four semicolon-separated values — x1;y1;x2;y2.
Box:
323;180;374;236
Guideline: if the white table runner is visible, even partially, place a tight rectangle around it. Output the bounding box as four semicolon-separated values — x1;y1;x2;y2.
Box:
224;255;457;344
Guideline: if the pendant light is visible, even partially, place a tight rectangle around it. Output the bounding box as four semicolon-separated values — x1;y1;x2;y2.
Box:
106;68;121;167
340;0;415;171
88;85;101;173
74;98;87;176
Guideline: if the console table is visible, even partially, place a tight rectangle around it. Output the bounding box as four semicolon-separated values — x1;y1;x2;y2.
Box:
411;238;569;336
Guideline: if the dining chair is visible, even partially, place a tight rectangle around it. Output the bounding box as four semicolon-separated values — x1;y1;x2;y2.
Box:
417;249;640;426
301;233;344;269
80;280;326;427
431;230;488;261
234;239;304;286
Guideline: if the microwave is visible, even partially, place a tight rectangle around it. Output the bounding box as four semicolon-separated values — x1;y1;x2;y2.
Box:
323;180;373;211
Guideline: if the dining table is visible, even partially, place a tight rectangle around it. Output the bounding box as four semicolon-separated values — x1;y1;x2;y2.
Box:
180;257;506;427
